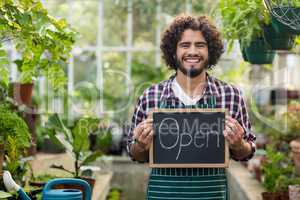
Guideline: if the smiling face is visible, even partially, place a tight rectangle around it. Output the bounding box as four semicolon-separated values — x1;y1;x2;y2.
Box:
175;29;209;78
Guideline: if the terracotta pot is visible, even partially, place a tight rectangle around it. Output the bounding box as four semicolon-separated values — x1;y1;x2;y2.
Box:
9;83;34;106
29;180;46;188
80;176;95;191
262;192;281;200
23;110;40;156
279;191;289;200
253;165;262;182
289;185;300;200
0;143;4;176
290;139;300;176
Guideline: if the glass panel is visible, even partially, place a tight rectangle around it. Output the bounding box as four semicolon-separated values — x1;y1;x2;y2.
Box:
46;0;98;47
73;51;97;84
132;0;156;47
103;0;128;46
102;52;129;113
44;0;69;19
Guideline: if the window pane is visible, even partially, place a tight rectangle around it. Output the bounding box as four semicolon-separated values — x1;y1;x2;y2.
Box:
103;0;127;46
132;0;156;47
46;0;98;47
74;51;97;83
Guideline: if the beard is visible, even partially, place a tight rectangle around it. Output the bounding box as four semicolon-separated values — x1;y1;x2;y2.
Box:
175;56;208;78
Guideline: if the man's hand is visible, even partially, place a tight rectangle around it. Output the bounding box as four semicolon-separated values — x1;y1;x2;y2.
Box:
133;118;153;151
224;116;245;151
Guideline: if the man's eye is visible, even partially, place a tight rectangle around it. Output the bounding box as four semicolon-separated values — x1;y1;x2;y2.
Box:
196;44;207;48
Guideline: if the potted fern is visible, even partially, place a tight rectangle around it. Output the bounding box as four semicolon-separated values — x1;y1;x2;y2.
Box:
0;0;76;105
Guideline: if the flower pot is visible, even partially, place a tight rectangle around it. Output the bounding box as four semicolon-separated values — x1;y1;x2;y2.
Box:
23;108;39;156
290;139;300;176
29;180;46;188
244;38;275;64
271;7;300;35
262;192;281;200
241;47;249;61
253;165;262;182
264;24;295;50
9;83;34;106
289;185;300;200
80;176;95;191
279;191;290;200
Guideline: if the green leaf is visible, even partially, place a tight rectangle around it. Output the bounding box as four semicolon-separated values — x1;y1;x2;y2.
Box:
46;113;72;142
0;191;13;198
81;151;103;166
47;128;64;147
72;119;90;154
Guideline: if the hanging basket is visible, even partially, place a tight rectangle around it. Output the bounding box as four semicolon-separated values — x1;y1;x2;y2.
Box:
244;38;275;64
239;40;249;61
240;44;249;61
263;24;295;50
264;0;300;35
271;7;300;35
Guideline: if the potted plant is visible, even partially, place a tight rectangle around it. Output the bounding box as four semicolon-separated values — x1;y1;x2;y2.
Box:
265;0;300;35
261;145;298;200
290;139;300;176
282;101;300;175
45;114;103;190
0;101;31;184
216;0;276;64
0;0;76;105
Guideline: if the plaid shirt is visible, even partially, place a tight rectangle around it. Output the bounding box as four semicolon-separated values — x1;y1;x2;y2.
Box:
127;73;256;162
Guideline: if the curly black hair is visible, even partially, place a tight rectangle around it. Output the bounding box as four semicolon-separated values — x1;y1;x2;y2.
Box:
160;14;224;70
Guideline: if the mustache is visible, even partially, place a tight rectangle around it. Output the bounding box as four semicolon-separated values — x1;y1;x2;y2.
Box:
183;55;203;59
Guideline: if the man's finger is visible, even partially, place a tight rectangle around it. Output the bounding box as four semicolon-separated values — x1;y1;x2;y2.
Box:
226;116;244;133
144;130;153;144
133;119;153;138
140;126;152;141
224;129;233;144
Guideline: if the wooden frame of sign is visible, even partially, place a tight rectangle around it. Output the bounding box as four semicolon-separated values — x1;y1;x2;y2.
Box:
149;108;229;168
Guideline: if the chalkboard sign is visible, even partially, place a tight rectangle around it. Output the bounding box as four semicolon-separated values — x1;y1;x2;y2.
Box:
149;109;229;168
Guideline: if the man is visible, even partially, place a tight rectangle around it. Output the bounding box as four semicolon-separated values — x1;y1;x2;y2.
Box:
127;14;256;200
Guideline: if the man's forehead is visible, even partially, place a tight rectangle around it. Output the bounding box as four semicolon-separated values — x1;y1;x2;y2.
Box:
178;29;206;42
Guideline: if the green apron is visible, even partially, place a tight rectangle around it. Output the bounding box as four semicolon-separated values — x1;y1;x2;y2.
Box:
146;96;229;200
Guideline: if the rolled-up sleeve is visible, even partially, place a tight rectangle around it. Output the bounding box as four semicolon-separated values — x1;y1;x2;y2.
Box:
230;90;256;161
127;94;147;160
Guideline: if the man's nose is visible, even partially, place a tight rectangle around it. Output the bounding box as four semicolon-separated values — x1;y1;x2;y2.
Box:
187;45;198;55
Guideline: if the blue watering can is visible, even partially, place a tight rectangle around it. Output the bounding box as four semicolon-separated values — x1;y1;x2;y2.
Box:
42;178;91;200
3;171;92;200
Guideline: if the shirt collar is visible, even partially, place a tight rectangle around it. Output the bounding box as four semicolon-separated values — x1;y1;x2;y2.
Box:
205;73;220;97
160;72;220;101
